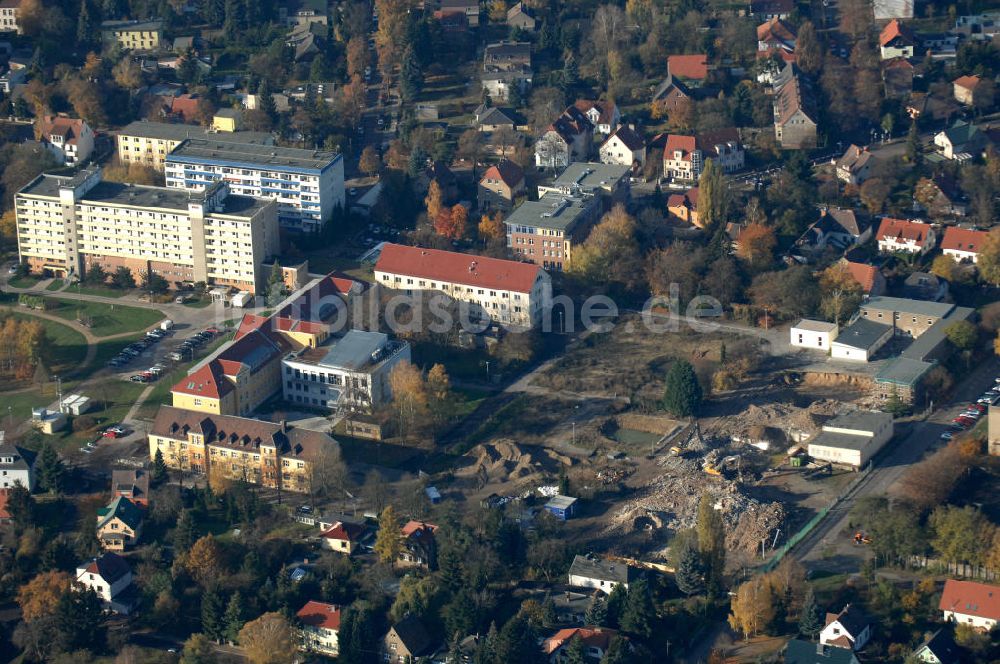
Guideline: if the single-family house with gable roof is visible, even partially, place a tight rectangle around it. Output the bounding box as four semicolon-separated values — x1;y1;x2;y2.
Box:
96;496;143;551
939;579;1000;630
876;217;936;254
76;552;135;614
820;604;874;650
568;554;637;594
297;600;342;656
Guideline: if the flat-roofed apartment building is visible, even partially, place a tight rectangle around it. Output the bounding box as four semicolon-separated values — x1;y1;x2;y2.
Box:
15;167;279;293
282;329;411;412
859;296;955;338
116;121;275;170
508;162;631;271
101;19;163;50
148;405;337;493
165;138;345;232
374;243;551;329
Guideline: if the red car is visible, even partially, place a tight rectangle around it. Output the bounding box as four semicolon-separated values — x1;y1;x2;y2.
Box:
968;404;987;413
102;425;126;438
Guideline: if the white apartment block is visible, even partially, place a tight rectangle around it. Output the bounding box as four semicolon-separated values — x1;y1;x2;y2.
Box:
165;138;344;232
116;121;274;171
282;329;411;412
15;168;279;294
374;243;552;329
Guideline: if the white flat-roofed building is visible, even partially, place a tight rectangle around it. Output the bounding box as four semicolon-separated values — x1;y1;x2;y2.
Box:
15;167;279;293
165;138;344;232
116;121;274;170
791;320;839;350
830;319;893;362
374;243;551;329
808;410;893;468
282;329;410;411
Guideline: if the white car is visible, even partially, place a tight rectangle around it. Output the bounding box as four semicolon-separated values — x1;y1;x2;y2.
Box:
940;432;953;440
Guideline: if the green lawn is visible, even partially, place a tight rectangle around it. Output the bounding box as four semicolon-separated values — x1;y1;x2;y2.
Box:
72;284;127;298
7;312;88;376
45;279;65;291
45;298;164;337
9;275;42;288
182;293;214;308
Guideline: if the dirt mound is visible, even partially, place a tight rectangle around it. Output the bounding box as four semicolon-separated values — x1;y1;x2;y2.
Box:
461;439;571;483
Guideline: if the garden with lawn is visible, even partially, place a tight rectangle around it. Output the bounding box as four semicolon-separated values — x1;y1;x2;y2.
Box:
45;279;65;291
44;297;164;337
7;312;88;376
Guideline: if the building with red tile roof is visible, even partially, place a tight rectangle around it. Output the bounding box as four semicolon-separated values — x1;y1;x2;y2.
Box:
320;521;366;554
939;579;1000;631
399;521;439;569
667;187;700;227
374;243;551;329
663;128;744;181
875;218;936;254
668;54;708;81
297;601;342;656
543;627;619;659
757;17;797;52
479;160;526;212
36;115;95;166
953;75;983;105
167;94;202;123
842;261;886;296
879;19;915;59
572;99;620;135
941;227;989;263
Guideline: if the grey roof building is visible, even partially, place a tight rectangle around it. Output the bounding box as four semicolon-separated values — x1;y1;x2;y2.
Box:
568;554;637;593
785;639;860;664
0;443;35;490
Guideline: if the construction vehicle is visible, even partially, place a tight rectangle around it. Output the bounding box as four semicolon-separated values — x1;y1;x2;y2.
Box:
703;455;741;477
853;531;872;545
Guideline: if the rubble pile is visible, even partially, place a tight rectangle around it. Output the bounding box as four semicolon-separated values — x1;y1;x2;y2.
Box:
460;440;573;483
605;454;785;557
703;399;842;444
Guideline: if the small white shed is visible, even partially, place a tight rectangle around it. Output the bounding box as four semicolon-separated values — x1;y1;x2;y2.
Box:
790;319;839;350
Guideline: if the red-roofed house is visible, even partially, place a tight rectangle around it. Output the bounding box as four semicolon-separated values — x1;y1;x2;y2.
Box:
757;17;797;52
939;579;1000;631
399;521;439;570
320;521;366;554
663;128;744;181
167;94;202;123
374;243;551;328
297;600;342;656
543;627;619;662
479;160;526;211
536;105;594;168
941;227;990;263
879;20;914;59
668;54;708;82
875;218;936;254
36;115;95;166
842;260;886;296
668;187;700;227
573;99;621;136
953;75;984;106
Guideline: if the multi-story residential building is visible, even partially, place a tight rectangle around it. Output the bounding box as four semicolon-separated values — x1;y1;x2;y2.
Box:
0;443;35;490
536;161;631;201
879;19;915;59
478;160;526;212
165;138;345;232
0;0;22;34
374;243;551;328
535;105;593;169
773;63;818;149
953;75;984;106
116;121;274;170
75;553;134;614
148;405;336;493
940;227;988;263
875;217;936;254
282;329;411;412
37;115;95;166
170;273;358;417
835;145;875;185
757;17;797;52
399;521;439;569
96;496;143;551
297;601;342;657
600;125;646;168
117;121;248;168
101;19;163;50
505;194;600;272
859;296;956;338
15;168;279;293
481;41;532;102
662;128;744;181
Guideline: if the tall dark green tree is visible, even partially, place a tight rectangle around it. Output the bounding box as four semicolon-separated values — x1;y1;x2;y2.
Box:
41;535;77;572
584;595;607;625
562;52;579;90
600;636;631;664
564;635;588;664
798;586;822;640
6;481;34;529
338;601;379;664
174;508;198;552
35;444;67;494
151;448;169;486
662;359;703;417
400;46;423;102
605;583;627;628
223;591;246;644
201;587;226;643
258;79;277;121
674;544;706;596
178;50;199;84
619;578;655;639
696;493;726;598
906;119;922;166
54;587;106;653
495;614;544;664
77;0;95;47
201;0;225;25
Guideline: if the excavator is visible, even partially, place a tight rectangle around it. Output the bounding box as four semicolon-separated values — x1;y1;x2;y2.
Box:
853;531;872;545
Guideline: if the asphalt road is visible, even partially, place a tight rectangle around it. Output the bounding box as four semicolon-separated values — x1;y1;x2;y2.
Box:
793;355;1000;571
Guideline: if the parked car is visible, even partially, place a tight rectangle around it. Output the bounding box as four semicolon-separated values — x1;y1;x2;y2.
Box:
940;432;953;440
129;375;149;383
168;352;185;362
